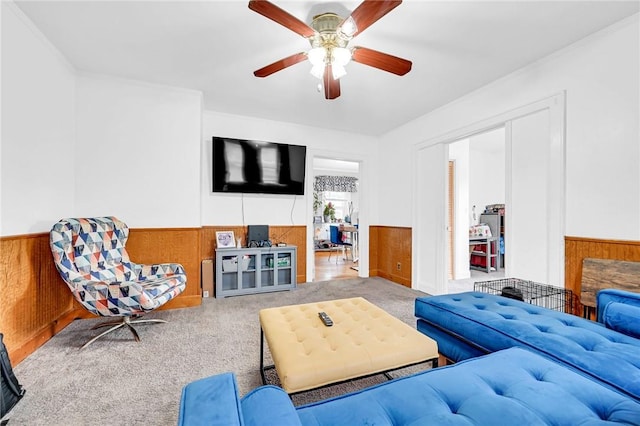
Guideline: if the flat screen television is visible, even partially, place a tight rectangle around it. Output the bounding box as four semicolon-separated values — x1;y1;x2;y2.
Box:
212;137;306;195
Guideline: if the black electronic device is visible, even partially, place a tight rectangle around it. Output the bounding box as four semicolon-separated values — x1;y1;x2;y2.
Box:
247;225;271;248
318;312;333;327
248;240;272;248
212;137;306;195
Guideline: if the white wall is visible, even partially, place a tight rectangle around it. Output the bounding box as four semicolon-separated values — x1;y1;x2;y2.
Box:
381;14;640;241
376;135;413;227
1;0;376;242
2;4;202;234
1;2;76;236
75;75;202;228
201;111;376;227
4;2;637;247
469;127;506;223
201;111;377;281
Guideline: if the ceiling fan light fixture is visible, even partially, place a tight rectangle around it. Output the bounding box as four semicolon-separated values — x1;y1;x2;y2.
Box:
338;16;357;39
332;63;347;80
308;47;327;66
332;47;352;66
310;63;325;79
249;0;411;99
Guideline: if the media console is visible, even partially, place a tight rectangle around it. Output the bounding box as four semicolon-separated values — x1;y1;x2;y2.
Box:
215;246;297;298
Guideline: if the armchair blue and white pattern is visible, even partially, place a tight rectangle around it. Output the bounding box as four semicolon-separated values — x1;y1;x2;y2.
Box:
50;217;187;348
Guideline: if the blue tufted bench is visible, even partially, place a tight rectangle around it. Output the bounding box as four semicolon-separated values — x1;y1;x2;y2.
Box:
414;290;640;402
178;347;640;425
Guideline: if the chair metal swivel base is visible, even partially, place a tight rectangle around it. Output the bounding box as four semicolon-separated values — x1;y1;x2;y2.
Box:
81;316;167;349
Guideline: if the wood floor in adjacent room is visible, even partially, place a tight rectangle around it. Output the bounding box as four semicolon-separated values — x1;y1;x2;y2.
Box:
314;250;359;281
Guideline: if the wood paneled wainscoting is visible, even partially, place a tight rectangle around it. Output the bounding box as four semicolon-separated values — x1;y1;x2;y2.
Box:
200;225;307;285
127;228;202;309
0;233;76;366
565;236;640;314
370;226;412;287
0;227;202;365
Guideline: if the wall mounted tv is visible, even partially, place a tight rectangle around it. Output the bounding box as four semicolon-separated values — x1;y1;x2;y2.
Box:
212;137;306;195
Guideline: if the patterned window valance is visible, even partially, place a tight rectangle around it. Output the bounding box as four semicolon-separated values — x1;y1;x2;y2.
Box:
314;175;358;192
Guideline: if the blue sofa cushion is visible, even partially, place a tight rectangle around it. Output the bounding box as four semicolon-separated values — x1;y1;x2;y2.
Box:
601;302;640;339
241;386;301;426
415;292;640;401
296;348;640;425
598;289;640;338
178;372;243;426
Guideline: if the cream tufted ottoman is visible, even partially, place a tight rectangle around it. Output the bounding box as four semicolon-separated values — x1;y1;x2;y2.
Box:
259;297;438;394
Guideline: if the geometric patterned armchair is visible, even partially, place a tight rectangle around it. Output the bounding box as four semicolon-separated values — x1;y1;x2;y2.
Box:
49;217;187;349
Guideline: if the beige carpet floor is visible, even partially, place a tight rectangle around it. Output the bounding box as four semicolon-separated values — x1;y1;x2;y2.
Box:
4;277;430;425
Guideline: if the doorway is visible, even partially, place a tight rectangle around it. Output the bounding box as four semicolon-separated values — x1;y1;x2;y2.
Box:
448;127;506;292
311;158;360;282
413;93;566;296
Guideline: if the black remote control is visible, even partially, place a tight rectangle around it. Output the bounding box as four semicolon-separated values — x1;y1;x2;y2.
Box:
318;311;333;327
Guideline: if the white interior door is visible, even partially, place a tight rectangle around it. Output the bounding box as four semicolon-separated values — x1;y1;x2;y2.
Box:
414;143;447;295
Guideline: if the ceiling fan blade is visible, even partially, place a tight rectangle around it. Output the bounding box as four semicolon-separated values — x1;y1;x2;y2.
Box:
248;0;315;38
254;52;307;77
347;0;402;37
352;46;412;75
323;65;341;100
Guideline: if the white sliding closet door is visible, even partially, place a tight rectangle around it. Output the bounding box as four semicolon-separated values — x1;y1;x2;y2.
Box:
507;109;555;285
414;143;447;295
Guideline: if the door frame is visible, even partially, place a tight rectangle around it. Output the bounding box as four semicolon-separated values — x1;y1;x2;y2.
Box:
412;92;566;294
447;160;455;280
306;149;368;283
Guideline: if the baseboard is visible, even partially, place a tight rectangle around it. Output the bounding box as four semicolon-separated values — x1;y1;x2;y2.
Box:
375;270;411;288
159;294;201;310
10;308;80;365
9;295;201;365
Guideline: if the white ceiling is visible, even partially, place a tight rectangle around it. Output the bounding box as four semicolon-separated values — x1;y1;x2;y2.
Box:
314;157;360;174
14;0;639;136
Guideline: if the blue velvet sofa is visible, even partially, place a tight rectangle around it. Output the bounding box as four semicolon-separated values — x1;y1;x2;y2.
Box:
178;347;640;425
414;288;640;402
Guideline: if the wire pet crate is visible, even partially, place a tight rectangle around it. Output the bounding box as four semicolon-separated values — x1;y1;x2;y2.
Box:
474;278;575;313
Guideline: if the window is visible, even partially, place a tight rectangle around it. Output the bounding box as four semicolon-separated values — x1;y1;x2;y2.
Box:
324;191;350;221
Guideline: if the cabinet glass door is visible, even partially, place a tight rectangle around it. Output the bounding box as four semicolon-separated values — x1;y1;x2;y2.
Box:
220;254;240;291
275;252;292;286
261;254;275;287
240;254;257;289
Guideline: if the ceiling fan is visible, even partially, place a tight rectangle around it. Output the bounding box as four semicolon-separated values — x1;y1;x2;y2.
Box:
248;0;412;100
